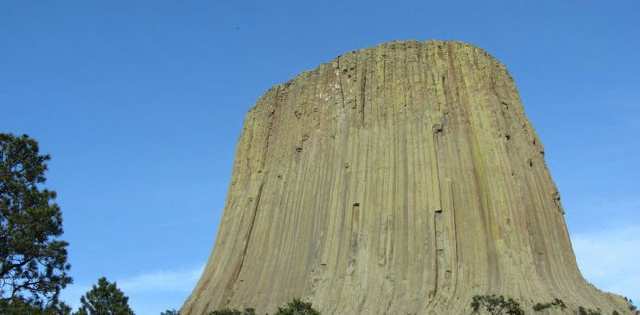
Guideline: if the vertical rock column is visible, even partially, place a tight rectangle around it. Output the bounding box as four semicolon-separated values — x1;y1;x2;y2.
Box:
182;40;628;315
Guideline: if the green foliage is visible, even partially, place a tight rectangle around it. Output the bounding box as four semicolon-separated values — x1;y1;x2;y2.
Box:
0;133;71;305
0;297;71;315
160;310;180;315
208;308;255;315
470;295;524;315
209;308;255;315
209;298;319;315
577;306;601;315
273;298;320;315
626;297;638;312
74;277;134;315
532;298;566;312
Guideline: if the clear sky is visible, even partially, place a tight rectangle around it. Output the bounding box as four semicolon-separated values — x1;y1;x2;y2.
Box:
1;1;638;314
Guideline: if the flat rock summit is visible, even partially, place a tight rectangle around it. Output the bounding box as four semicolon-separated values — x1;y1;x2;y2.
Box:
182;40;629;314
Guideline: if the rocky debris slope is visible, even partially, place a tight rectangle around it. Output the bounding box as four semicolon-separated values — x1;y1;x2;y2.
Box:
182;40;629;315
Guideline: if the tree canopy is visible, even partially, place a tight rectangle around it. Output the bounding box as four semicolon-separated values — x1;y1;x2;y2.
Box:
75;277;134;315
0;133;71;306
0;297;72;315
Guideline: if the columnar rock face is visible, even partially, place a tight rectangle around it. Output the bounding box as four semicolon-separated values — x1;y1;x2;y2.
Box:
182;41;628;314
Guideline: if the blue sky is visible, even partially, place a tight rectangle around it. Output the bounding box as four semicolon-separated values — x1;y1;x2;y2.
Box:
1;1;638;313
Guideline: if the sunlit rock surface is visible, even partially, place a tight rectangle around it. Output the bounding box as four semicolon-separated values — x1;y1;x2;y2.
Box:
182;40;628;315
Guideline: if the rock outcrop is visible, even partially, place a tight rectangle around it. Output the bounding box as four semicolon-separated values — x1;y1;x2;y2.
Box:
182;40;629;314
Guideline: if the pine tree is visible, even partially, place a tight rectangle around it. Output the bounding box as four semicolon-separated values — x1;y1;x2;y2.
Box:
74;277;134;315
0;133;72;307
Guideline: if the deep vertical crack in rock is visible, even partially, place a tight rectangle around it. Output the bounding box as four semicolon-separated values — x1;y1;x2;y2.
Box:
360;61;367;127
337;57;347;110
223;181;265;306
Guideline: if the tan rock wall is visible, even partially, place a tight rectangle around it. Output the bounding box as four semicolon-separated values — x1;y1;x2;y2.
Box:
181;41;629;315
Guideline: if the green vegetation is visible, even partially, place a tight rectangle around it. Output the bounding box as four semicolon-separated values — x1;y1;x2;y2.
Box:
74;277;134;315
274;298;320;315
576;306;601;315
209;308;255;315
532;298;567;312
626;297;638;312
470;295;524;315
0;298;72;315
209;298;319;315
0;133;72;311
161;310;180;315
469;295;628;315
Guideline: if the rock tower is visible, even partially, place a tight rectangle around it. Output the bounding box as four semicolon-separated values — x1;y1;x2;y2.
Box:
182;41;628;314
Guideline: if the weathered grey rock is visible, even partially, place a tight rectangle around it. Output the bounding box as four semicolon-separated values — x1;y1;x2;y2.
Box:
182;40;629;314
